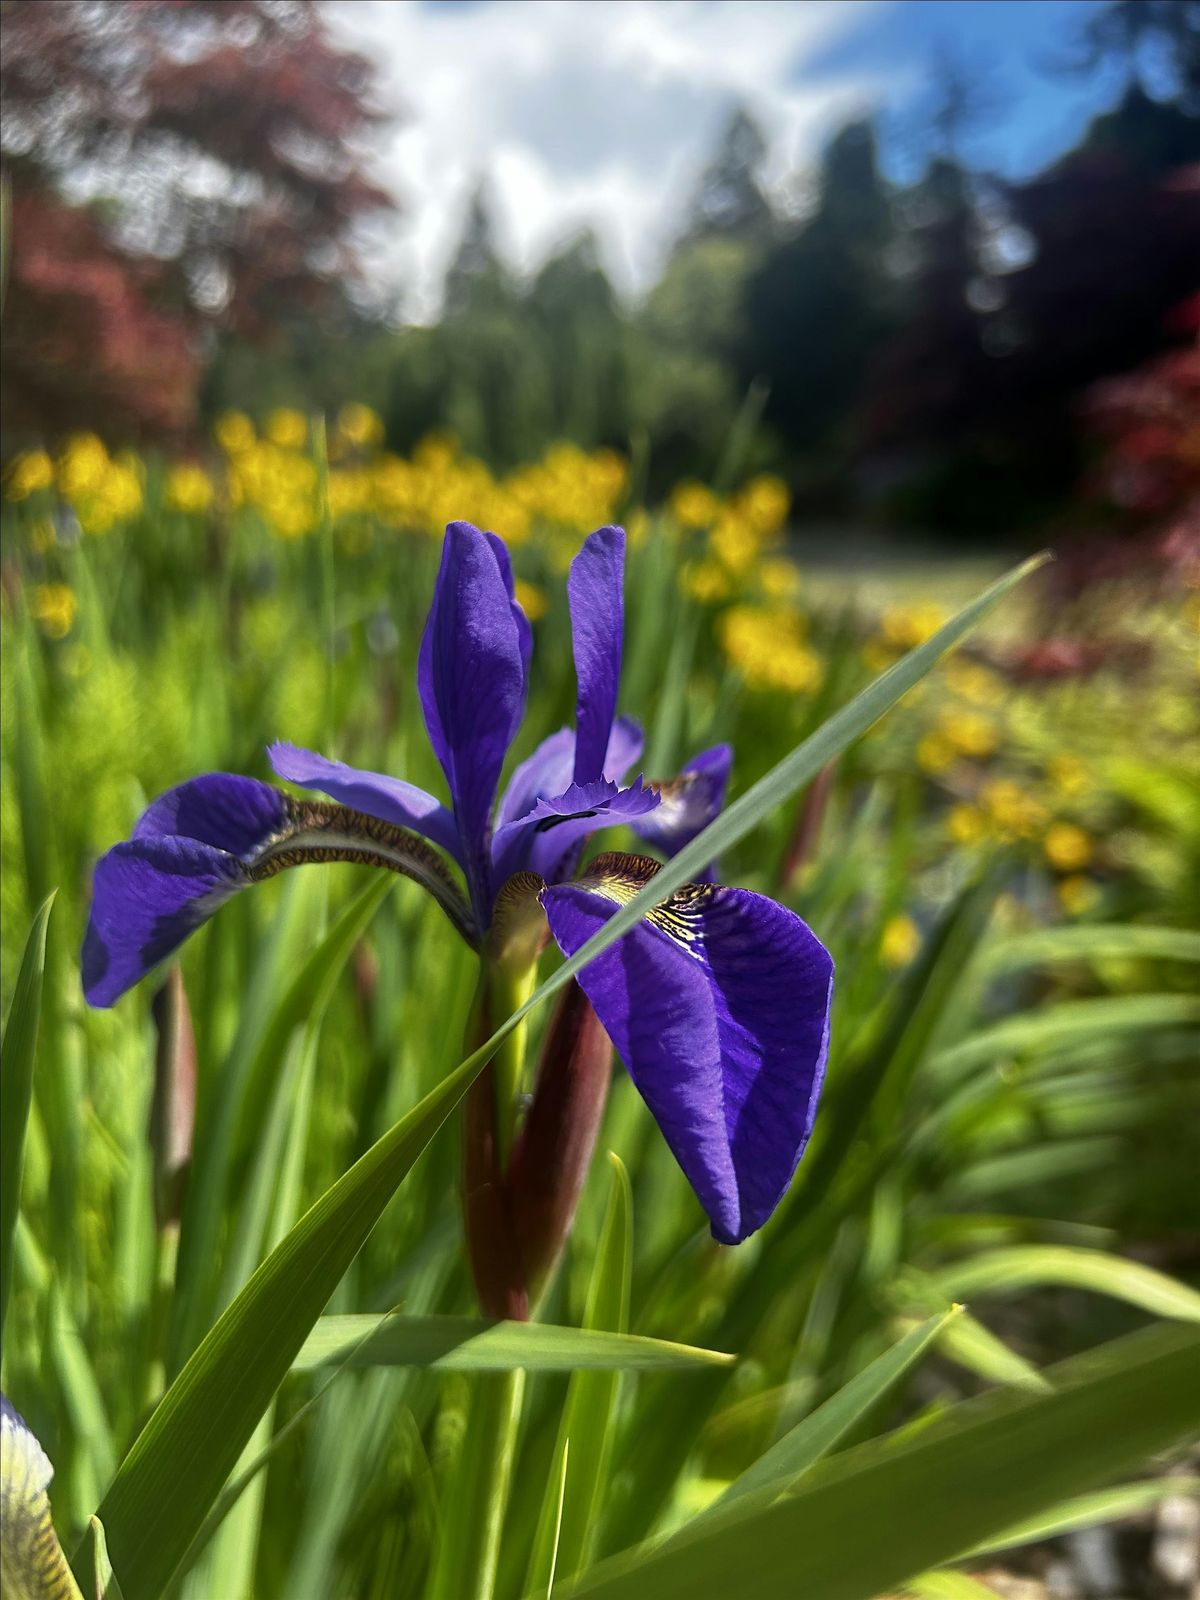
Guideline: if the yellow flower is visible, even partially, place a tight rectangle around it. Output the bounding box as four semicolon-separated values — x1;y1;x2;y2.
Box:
737;474;789;537
1043;822;1093;872
670;480;719;529
265;408;308;450
880;602;947;650
6;450;54;499
166;463;213;515
1057;874;1097;917
938;708;999;760
683;560;731;604
759;558;802;601
861;638;896;674
31;583;77;640
337;403;385;451
944;657;1004;706
1047;755;1089;799
719;605;823;693
981;779;1048;840
57;434;110;500
880;913;921;970
916;733;955;774
514;580;547;621
215;410;256;454
710;514;757;575
947;804;986;845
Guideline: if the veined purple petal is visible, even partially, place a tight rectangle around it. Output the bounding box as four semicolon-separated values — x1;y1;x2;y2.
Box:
418;522;528;920
84;835;248;1008
267;742;461;863
486;529;533;682
134;772;289;855
493;772;659;886
634;744;732;882
494;715;643;834
569;525;625;783
541;856;833;1245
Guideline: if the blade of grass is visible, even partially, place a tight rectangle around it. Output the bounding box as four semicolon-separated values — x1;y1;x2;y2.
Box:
928;1245;1200;1322
527;1155;633;1591
961;1476;1200;1558
0;890;55;1339
985;924;1200;971
688;1308;959;1533
293;1314;731;1374
562;1322;1200;1600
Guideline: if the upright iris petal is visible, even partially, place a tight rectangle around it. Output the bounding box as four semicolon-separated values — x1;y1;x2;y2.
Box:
541;854;834;1245
418;522;530;921
568;524;625;783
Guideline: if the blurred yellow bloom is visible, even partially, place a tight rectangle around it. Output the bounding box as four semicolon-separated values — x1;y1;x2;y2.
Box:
861;638;896;674
916;733;956;774
514;580;547;621
684;560;732;604
944;657;1004;706
670;480;718;529
57;434;110;500
6;450;54;500
1057;874;1098;917
719;605;823;693
710;514;758;575
938;708;999;759
880;913;921;970
337;403;385;450
881;602;947;650
265;408;308;450
759;558;802;601
215;410;256;454
737;474;789;537
947;804;986;844
981;778;1048;839
1043;821;1093;872
1047;754;1090;799
31;583;77;640
166;464;214;515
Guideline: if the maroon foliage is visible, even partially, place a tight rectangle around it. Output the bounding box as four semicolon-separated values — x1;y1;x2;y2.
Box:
1;0;394;446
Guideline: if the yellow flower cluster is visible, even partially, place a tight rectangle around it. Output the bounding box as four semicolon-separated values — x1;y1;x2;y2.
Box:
719;604;824;695
45;435;145;535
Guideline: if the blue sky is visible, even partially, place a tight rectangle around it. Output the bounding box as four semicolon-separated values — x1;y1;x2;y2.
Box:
326;0;1124;318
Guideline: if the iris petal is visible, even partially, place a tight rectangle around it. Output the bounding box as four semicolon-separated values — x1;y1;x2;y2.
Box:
267;742;461;863
634;743;732;882
418;522;529;920
84;834;248;1008
541;854;833;1244
568;525;625;783
493;765;659;886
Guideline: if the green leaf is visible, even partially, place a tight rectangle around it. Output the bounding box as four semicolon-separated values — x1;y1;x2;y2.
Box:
562;1323;1200;1600
932;995;1200;1079
963;1475;1200;1558
687;1308;958;1532
293;1312;731;1373
986;924;1200;971
89;1516;126;1600
928;1246;1200;1322
935;1310;1051;1394
86;1045;490;1600
905;1573;999;1600
528;1154;634;1592
0;890;54;1340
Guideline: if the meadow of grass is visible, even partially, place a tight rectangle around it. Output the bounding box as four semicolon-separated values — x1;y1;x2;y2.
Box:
1;410;1199;1600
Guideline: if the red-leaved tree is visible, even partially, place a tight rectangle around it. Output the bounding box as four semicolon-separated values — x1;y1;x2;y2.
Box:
1;0;394;448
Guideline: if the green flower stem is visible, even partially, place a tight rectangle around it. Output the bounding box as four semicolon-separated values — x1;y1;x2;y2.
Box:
427;1369;527;1600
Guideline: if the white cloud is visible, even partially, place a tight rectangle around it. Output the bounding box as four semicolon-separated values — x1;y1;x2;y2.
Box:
325;0;894;321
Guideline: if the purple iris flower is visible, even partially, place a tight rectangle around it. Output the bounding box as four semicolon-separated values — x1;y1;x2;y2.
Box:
82;522;833;1244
